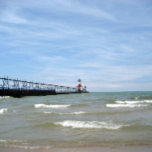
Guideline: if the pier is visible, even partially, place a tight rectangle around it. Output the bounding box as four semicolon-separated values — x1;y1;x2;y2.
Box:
0;77;86;97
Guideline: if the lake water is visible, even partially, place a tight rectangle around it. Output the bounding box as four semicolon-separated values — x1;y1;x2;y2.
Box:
0;92;152;150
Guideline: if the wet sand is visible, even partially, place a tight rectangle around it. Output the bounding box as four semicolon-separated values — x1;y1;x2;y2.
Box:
0;145;152;152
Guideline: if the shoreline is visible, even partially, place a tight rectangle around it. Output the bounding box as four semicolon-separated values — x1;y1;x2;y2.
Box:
0;145;152;152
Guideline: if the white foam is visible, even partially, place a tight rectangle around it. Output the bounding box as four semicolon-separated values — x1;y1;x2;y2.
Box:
0;96;10;100
107;99;152;108
142;100;152;103
115;100;152;104
106;104;147;108
72;111;86;114
43;111;53;114
115;100;138;104
43;111;86;115
0;139;50;149
55;120;124;130
0;108;8;114
0;140;7;143
34;104;70;109
0;139;25;143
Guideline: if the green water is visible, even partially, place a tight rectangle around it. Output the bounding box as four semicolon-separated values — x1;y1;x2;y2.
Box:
0;92;152;149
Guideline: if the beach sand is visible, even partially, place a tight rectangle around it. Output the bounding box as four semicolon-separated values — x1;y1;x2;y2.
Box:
0;145;152;152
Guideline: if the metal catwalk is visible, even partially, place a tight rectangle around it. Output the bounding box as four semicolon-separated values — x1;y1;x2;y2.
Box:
0;77;78;97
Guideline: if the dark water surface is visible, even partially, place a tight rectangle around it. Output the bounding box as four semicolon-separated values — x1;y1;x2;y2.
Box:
0;92;152;149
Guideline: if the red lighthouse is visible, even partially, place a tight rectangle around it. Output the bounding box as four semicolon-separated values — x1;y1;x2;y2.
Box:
77;79;82;92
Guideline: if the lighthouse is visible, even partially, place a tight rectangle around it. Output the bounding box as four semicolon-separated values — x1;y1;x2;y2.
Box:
76;79;82;92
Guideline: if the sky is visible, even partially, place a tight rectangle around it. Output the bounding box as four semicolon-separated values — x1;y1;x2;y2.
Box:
0;0;152;92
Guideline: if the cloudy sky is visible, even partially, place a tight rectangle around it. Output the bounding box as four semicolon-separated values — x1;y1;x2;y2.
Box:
0;0;152;91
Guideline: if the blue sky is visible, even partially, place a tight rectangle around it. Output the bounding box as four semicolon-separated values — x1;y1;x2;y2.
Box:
0;0;152;91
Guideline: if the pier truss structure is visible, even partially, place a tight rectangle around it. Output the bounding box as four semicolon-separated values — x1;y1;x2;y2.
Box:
0;77;77;97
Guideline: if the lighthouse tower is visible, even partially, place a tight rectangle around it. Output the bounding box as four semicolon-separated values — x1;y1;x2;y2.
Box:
76;79;82;92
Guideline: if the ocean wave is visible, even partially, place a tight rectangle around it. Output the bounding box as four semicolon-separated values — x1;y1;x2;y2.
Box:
72;111;86;114
130;96;139;100
106;104;147;108
43;111;86;115
115;100;152;104
0;96;10;100
0;108;8;114
7;145;48;150
106;100;152;108
0;139;51;150
138;96;152;100
34;104;71;109
71;104;88;108
55;120;126;129
0;139;26;143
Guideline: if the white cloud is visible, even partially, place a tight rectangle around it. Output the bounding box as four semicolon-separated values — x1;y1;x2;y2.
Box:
0;0;152;91
55;0;116;21
0;8;28;24
36;55;65;62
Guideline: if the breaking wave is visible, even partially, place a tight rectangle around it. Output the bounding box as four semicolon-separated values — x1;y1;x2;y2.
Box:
34;104;71;109
0;108;8;114
106;100;152;108
0;96;10;100
43;111;86;115
0;139;51;150
115;100;152;104
55;120;126;130
106;104;147;108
